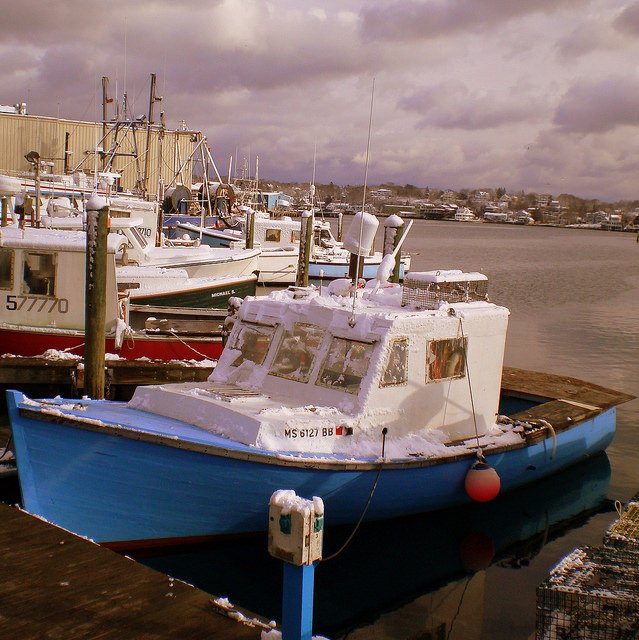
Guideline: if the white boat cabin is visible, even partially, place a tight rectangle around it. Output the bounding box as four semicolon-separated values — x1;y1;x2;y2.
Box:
42;215;260;278
0;225;126;333
130;270;510;458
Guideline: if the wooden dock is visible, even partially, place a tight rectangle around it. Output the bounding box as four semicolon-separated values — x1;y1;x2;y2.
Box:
0;502;267;639
0;355;215;402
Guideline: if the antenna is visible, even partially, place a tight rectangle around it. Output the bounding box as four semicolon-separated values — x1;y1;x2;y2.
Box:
311;137;317;213
352;77;376;305
123;16;128;105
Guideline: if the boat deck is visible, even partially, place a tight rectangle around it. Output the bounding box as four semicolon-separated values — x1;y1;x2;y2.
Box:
501;366;635;443
0;502;265;639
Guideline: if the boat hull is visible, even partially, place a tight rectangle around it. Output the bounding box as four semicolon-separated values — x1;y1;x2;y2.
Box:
0;327;222;361
127;275;257;309
6;390;616;550
308;258;408;281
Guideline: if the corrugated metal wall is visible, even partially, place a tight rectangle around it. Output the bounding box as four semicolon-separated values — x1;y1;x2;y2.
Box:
0;113;196;195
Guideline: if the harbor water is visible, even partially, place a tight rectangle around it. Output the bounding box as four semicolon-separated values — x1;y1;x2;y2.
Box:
4;220;639;639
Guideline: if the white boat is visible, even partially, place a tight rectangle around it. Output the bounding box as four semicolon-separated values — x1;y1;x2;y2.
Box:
176;214;301;284
41;214;261;280
453;207;478;222
0;225;225;360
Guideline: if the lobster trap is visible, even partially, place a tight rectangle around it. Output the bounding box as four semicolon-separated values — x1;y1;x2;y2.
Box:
536;545;639;639
401;270;488;309
604;495;639;553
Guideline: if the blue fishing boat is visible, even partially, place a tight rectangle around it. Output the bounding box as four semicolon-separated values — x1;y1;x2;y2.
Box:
6;266;633;550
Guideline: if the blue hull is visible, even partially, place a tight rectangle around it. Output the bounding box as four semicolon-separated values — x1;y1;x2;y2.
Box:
6;390;615;548
308;260;406;281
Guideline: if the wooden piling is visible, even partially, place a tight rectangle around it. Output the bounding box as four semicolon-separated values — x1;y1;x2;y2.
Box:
295;211;313;287
84;197;109;399
245;208;255;250
1;197;8;227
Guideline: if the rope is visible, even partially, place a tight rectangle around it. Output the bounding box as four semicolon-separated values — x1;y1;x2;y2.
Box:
446;577;473;640
323;427;387;562
61;342;85;353
0;434;13;461
457;315;481;452
497;415;557;459
168;330;214;359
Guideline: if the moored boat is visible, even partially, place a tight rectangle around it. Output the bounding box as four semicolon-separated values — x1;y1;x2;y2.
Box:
176;212;411;284
0;225;226;361
6;259;634;549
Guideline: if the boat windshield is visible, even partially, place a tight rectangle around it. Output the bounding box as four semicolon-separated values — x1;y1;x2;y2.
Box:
229;323;276;367
316;337;375;394
269;322;326;383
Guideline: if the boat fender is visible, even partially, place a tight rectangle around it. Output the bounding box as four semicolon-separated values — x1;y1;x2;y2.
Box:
464;460;500;502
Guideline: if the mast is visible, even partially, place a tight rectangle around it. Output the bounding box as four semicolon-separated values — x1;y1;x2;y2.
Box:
101;77;112;171
143;73;162;199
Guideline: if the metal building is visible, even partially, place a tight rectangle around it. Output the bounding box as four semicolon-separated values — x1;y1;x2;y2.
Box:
0;104;197;198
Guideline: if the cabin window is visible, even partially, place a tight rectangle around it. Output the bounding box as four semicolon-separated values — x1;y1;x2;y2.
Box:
0;249;13;289
22;252;56;296
317;337;375;394
229;323;276;367
380;338;409;387
269;323;326;383
265;229;281;242
292;230;300;243
426;337;466;382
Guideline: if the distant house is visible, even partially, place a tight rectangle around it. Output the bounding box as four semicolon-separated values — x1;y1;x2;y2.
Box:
369;188;393;199
472;191;491;205
536;194;552;208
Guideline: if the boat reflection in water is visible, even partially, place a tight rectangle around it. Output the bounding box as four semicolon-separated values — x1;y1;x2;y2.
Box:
131;453;612;639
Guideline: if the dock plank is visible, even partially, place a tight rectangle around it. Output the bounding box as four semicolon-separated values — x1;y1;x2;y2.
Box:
501;366;635;408
0;503;264;639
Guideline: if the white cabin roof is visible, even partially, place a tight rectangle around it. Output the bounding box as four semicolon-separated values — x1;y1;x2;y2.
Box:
0;225;127;253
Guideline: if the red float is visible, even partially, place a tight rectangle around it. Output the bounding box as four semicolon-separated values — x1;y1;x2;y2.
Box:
464;460;501;502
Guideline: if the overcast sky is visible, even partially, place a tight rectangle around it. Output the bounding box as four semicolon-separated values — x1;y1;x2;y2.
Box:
3;0;639;201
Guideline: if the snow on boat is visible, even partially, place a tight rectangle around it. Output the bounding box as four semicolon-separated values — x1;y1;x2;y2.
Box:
6;267;634;549
0;225;225;361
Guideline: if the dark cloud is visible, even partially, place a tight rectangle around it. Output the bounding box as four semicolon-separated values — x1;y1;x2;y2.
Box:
361;0;580;41
556;23;612;59
613;1;639;36
554;76;639;133
399;83;543;130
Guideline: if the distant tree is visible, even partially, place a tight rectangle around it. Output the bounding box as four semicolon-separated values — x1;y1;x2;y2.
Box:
496;187;506;199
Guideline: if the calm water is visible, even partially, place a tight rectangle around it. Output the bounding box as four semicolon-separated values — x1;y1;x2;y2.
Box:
5;220;639;639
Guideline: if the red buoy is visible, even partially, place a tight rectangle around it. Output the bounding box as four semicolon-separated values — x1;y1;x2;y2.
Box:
465;461;501;502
